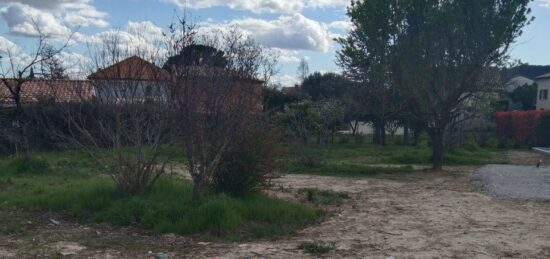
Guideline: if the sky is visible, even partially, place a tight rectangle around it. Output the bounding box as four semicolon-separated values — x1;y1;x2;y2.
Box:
0;0;549;86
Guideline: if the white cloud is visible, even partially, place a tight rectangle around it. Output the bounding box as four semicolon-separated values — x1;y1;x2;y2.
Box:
276;73;300;86
202;13;333;53
0;36;33;74
328;20;351;31
0;0;108;38
537;0;550;8
84;21;167;61
0;3;72;36
167;0;349;13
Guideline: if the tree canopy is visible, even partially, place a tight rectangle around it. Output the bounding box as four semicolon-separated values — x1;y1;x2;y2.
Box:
338;0;533;169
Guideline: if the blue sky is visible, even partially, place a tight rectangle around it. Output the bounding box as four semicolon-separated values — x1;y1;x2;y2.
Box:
0;0;549;85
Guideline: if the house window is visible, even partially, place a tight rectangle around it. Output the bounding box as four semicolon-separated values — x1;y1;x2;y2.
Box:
540;89;548;100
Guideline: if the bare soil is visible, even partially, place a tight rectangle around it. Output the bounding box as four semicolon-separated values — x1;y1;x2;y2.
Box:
1;151;550;258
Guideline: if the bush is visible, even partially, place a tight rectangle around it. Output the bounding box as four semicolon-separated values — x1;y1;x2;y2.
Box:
354;134;365;144
298;241;336;255
7;158;51;174
210;119;282;196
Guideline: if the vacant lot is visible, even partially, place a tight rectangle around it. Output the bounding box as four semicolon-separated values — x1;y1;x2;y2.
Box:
1;151;549;258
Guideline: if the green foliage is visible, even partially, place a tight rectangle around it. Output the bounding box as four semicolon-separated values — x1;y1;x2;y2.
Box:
210;120;281;196
0;151;321;240
509;83;538;110
301;72;352;101
299;188;350;206
283;100;321;144
5;158;51;174
298;241;336;255
281;135;507;175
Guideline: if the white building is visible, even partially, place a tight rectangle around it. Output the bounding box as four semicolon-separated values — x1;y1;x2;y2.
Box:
536;73;550;110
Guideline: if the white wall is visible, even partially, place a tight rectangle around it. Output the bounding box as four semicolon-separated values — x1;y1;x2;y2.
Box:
536;78;550;110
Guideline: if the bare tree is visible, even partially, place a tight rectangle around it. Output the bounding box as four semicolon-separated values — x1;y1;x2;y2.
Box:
297;57;310;83
39;33;176;195
0;23;72;161
165;19;278;201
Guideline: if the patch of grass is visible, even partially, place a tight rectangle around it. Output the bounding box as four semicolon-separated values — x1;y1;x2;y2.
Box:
298;241;336;255
299;188;349;206
3;157;51;175
280;134;507;175
0;151;322;241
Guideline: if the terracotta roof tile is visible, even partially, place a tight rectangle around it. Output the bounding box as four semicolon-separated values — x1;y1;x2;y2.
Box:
0;79;93;105
88;56;170;81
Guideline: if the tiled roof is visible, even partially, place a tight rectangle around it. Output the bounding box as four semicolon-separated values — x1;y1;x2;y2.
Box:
88;56;171;81
0;79;94;105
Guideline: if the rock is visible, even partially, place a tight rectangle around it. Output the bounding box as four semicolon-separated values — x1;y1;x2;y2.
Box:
50;219;60;225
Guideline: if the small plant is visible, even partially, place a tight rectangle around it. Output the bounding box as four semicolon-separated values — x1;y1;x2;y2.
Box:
300;188;350;206
8;158;51;174
298;241;336;255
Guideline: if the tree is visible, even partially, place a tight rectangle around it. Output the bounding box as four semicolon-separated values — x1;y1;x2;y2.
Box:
301;72;351;101
0;25;71;161
283;100;321;144
40;44;68;79
39;35;176;195
297;57;310;83
165;21;278;201
315;99;345;144
336;0;406;146
340;0;532;169
509;83;537;110
163;44;228;69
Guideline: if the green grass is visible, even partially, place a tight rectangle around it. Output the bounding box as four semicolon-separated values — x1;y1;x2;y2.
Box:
298;241;336;255
280;134;508;175
299;188;350;206
0;151;322;240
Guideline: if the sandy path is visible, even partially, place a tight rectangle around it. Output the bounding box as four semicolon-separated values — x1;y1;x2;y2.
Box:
2;157;550;258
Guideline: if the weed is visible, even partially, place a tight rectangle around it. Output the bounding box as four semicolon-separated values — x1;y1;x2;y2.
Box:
299;188;349;206
298;241;336;255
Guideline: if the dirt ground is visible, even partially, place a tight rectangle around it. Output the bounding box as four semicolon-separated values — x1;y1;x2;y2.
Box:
1;151;550;258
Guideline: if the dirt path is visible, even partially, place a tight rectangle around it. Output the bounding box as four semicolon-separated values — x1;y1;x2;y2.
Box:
2;155;550;258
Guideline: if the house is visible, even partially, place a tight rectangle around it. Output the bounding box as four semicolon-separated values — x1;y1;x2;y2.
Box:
0;79;93;107
0;56;263;111
536;73;550;110
88;56;170;103
498;75;535;111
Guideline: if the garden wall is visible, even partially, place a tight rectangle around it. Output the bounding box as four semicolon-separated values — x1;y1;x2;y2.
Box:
494;110;550;146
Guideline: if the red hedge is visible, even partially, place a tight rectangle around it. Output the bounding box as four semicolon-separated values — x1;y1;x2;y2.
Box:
494;110;550;145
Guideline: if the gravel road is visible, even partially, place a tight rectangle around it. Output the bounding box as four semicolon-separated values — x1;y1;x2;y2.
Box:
476;164;550;201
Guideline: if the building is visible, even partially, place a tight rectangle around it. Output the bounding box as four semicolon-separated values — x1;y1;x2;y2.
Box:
0;79;93;107
498;75;535;111
0;56;263;110
88;56;170;103
536;73;550;110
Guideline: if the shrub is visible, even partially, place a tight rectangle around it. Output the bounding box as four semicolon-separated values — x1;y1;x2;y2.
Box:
299;188;349;206
7;158;51;174
298;241;336;255
210;119;282;196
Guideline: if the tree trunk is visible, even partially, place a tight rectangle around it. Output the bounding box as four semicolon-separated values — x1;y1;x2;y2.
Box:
192;178;203;203
430;129;445;170
403;125;409;145
380;121;386;146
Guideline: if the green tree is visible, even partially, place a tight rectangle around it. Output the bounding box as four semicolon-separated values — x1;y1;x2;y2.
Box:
509;83;537;110
283;100;321;144
301;72;351;101
340;0;532;169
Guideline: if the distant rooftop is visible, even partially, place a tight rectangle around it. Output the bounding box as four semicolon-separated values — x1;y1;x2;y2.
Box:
536;73;550;80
